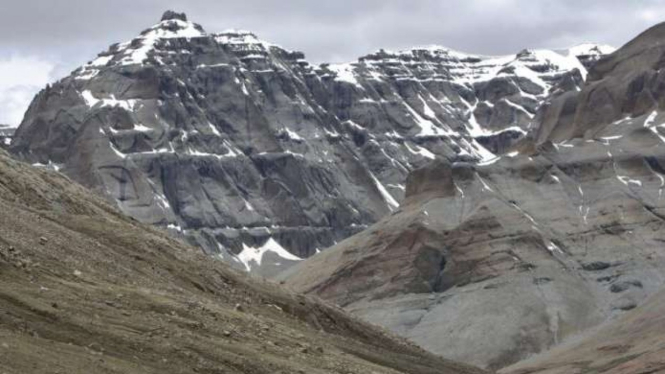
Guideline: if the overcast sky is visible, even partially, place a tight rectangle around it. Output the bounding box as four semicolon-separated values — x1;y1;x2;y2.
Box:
1;0;664;126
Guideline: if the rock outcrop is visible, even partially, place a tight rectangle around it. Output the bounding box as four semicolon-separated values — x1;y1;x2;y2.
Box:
10;11;612;275
535;24;665;145
283;21;665;370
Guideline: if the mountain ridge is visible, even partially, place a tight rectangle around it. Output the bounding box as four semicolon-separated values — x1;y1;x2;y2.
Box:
10;11;614;276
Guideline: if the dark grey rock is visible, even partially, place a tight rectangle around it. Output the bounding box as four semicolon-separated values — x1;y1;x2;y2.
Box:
161;10;187;22
581;261;613;271
610;280;643;293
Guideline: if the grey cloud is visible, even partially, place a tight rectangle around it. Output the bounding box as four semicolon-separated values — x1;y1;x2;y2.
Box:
0;0;664;122
3;0;665;63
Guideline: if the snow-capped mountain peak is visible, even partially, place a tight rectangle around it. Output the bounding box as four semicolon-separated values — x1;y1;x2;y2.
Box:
75;12;207;77
562;43;617;69
13;11;615;277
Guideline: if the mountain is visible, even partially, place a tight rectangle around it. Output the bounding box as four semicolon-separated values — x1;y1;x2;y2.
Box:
9;11;613;275
282;21;665;371
0;147;484;374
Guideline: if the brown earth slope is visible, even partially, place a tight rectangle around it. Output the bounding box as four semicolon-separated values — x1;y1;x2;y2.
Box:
0;149;484;374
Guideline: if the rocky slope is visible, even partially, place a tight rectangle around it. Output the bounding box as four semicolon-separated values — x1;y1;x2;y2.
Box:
503;287;665;374
0;148;485;374
282;21;665;371
10;11;612;275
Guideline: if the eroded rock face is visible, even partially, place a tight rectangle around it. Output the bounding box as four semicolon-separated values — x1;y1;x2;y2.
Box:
282;22;665;371
10;11;612;275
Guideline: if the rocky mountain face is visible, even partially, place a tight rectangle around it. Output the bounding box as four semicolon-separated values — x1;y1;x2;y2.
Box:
283;21;665;371
0;147;485;374
9;11;612;275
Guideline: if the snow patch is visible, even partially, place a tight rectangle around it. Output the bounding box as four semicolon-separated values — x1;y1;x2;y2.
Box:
545;240;564;255
327;64;363;89
281;127;304;141
566;43;616;58
405;143;436;159
236;238;302;271
119;19;206;65
403;102;453;137
81;90;138;111
476;173;494;192
167;224;183;232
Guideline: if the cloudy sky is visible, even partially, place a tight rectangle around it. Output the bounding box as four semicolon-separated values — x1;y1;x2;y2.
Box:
1;0;663;126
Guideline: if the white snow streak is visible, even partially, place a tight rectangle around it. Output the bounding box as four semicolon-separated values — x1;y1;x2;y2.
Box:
369;172;400;211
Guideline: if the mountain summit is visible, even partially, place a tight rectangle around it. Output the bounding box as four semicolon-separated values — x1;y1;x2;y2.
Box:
161;10;188;22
